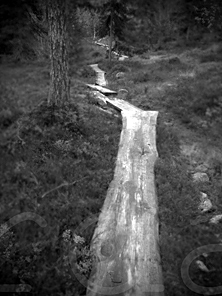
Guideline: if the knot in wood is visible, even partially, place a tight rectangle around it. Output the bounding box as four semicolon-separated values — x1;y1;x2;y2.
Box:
100;240;115;257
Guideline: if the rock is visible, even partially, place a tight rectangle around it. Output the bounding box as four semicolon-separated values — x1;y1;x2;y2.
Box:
198;119;208;129
193;172;209;183
196;260;210;272
210;214;222;224
116;72;125;79
117;89;128;100
119;55;128;61
198;192;213;212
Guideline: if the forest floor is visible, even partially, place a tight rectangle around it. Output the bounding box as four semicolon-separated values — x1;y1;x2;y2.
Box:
0;41;222;296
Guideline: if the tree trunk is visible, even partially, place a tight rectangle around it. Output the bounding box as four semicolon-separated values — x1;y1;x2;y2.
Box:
47;0;70;106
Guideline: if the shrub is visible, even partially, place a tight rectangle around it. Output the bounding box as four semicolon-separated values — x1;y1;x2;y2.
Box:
199;53;222;63
76;65;96;78
156;121;181;159
108;64;130;74
132;71;150;83
0;83;22;129
98;60;143;73
91;51;102;58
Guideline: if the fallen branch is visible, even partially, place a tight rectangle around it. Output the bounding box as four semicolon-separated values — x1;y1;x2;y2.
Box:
42;176;88;198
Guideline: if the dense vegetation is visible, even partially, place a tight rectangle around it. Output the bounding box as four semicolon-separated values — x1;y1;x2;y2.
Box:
0;0;222;295
1;0;222;60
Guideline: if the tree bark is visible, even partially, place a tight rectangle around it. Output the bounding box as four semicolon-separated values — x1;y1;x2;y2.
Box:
47;0;70;106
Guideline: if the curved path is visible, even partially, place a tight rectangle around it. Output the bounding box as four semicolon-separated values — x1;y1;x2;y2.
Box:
86;64;163;296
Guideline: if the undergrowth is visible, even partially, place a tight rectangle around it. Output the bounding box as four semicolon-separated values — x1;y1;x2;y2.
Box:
0;77;121;295
163;68;222;144
156;119;222;296
98;48;222;296
1;42;222;296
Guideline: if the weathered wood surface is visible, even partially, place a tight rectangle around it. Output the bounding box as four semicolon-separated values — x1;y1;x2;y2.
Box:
87;84;117;95
88;88;141;114
86;110;163;296
90;64;107;87
85;65;164;296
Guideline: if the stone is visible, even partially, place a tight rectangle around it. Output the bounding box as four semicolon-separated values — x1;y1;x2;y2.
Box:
119;55;128;61
193;172;209;183
198;192;213;212
196;260;210;272
198;119;208;129
210;214;222;224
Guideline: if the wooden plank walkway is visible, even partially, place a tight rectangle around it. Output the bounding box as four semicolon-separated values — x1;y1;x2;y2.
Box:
90;64;107;87
85;65;164;296
86;84;117;95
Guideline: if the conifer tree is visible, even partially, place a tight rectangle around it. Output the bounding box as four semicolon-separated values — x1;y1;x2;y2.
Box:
47;0;70;106
99;0;128;60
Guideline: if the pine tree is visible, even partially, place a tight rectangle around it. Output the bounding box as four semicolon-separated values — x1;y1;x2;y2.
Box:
47;0;70;106
99;0;128;60
0;0;46;60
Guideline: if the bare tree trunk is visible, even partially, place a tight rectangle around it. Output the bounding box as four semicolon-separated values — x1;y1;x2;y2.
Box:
47;0;70;106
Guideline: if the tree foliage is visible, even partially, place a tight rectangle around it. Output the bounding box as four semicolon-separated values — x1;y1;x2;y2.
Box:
1;0;222;62
99;0;128;40
75;6;100;38
0;0;47;60
192;0;222;32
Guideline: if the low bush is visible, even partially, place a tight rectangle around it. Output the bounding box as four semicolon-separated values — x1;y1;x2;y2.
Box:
154;120;222;296
75;65;96;78
131;71;150;83
199;53;222;63
0;84;121;295
0;83;23;129
98;60;143;73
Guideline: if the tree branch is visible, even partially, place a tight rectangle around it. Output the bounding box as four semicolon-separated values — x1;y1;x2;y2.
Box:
42;176;88;198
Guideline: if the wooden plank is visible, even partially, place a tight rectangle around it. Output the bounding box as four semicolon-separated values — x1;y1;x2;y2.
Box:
90;64;107;87
105;97;141;113
90;64;106;74
88;85;141;113
87;84;117;95
86;110;164;296
85;64;164;295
